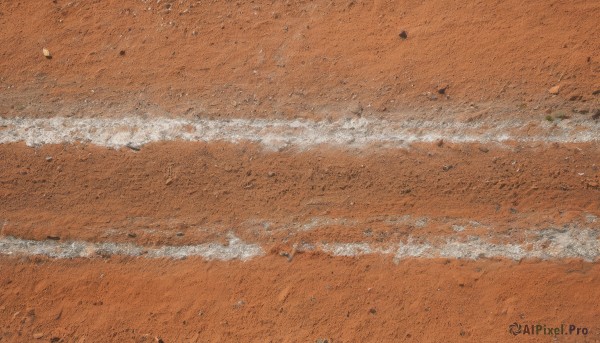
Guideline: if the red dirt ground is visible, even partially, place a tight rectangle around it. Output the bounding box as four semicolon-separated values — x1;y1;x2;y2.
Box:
0;142;599;246
1;1;600;342
0;0;599;119
1;257;600;342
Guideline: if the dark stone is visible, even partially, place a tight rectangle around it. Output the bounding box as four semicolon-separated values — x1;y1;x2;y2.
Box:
569;95;583;101
125;143;140;151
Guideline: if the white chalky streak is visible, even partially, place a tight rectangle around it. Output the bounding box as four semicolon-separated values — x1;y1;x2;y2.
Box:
0;234;263;261
1;116;599;149
319;229;600;261
1;229;599;261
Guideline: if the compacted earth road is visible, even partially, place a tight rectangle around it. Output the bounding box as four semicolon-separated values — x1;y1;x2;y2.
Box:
1;1;599;342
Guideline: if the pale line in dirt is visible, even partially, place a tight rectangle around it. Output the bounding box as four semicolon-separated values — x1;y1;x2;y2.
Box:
1;229;599;261
319;228;600;262
1;117;599;149
0;234;263;261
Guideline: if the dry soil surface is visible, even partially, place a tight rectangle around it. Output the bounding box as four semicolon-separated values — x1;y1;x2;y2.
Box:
1;1;600;342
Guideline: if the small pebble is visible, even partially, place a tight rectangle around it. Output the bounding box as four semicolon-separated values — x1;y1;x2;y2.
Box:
125;143;140;151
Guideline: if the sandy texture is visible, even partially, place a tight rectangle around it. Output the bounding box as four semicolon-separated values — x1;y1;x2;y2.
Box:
1;141;598;340
1;142;599;244
2;0;600;342
0;0;599;119
1;257;600;342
